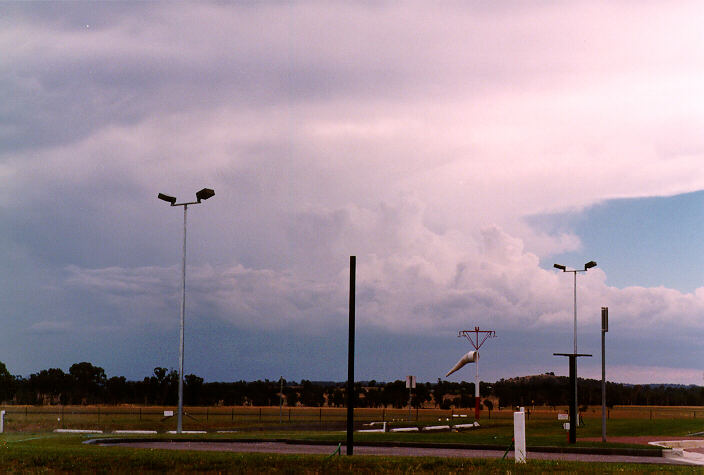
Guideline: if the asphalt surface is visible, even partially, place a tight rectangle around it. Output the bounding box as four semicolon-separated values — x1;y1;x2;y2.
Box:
98;440;696;466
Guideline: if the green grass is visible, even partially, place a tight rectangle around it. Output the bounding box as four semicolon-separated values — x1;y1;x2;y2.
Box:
178;416;702;450
0;410;702;472
0;433;698;473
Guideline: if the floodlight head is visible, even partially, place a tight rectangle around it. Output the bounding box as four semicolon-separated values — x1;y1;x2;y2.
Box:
584;261;597;270
158;193;177;205
553;264;566;271
196;188;215;202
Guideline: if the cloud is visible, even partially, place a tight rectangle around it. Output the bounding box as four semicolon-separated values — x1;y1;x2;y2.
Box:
28;320;72;335
3;2;704;382
61;201;704;341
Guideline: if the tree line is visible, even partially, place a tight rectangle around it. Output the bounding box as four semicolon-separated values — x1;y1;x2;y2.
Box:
0;362;702;408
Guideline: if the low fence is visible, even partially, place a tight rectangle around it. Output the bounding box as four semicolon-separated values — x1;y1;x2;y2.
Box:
0;405;702;432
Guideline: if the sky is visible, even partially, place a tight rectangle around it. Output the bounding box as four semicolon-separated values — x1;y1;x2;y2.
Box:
2;1;704;386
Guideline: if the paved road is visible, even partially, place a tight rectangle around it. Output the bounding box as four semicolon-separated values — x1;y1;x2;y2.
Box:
99;440;696;466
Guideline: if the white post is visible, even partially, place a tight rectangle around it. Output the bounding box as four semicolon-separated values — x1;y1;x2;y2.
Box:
514;409;526;463
0;410;5;433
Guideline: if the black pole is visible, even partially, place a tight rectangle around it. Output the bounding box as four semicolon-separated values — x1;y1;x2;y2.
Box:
347;256;356;456
569;355;576;444
554;352;591;444
601;307;608;442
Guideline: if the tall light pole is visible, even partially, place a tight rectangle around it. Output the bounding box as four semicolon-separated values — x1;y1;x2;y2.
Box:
553;260;596;434
158;187;215;433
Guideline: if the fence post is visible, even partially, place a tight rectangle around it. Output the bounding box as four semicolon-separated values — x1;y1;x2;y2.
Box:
206;408;209;422
650;409;652;420
288;408;291;423
231;408;234;422
97;406;100;424
259;408;262;422
139;408;142;421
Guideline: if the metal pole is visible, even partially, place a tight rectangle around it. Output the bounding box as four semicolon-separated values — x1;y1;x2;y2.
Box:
601;326;606;441
346;256;356;456
573;271;578;427
279;376;283;424
601;306;608;442
554;352;590;444
177;204;187;433
569;355;576;444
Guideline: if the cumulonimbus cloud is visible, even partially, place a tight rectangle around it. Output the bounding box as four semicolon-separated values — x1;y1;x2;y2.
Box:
63;201;704;340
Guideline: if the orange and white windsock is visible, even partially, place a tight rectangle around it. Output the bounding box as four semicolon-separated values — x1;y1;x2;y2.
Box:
445;351;477;377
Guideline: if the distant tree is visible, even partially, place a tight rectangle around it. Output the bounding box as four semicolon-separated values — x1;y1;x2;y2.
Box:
299;380;325;407
381;380;408;408
28;368;71;404
184;374;204;405
0;361;15;403
145;367;179;405
105;376;129;405
483;398;494;417
283;386;299;407
69;362;107;404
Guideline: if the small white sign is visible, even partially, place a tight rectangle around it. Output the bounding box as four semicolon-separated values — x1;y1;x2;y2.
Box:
563;422;570;430
406;375;416;389
164;410;174;417
558;413;569;420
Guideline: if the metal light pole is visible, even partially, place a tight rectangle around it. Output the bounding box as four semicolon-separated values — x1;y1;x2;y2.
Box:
601;307;608;442
554;261;596;431
158;188;215;433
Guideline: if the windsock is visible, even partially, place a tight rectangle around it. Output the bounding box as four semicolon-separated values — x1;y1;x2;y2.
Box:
445;351;477;377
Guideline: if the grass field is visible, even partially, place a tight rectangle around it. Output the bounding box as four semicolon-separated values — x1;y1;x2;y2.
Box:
0;433;700;473
3;404;703;433
0;406;702;472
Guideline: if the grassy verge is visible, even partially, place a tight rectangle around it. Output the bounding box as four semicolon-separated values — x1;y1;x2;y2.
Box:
146;416;700;449
0;434;696;473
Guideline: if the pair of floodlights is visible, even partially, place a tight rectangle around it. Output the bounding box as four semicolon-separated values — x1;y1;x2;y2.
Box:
158;188;215;206
554;261;597;272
